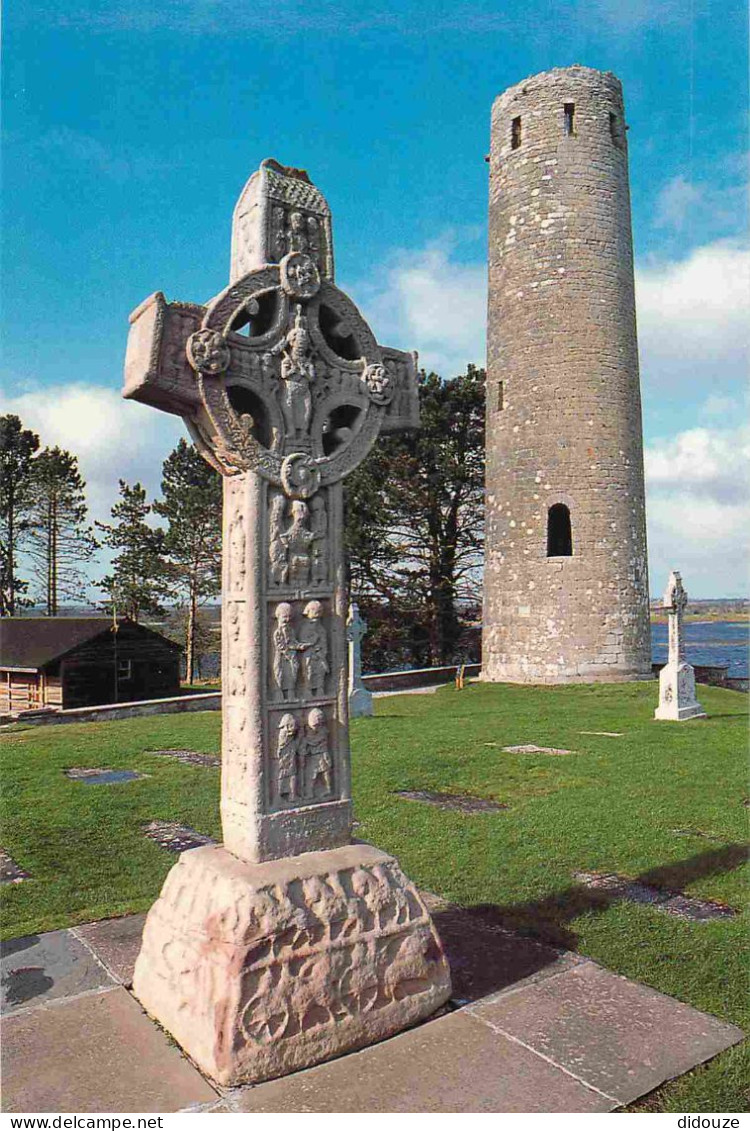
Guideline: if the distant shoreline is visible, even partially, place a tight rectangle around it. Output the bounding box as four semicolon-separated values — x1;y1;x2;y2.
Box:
650;613;749;624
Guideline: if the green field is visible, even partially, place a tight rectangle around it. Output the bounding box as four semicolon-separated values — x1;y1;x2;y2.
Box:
1;681;747;1111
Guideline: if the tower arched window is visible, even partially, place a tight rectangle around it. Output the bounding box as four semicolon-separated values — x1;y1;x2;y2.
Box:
547;504;572;557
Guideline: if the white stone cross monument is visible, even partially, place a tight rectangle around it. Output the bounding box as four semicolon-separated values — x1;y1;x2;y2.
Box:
654;570;705;721
124;160;451;1084
347;602;373;717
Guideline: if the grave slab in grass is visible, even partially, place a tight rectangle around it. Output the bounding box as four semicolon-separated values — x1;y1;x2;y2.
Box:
0;849;29;885
150;749;220;768
1;929;115;1015
395;790;508;814
73;914;147;987
1;987;218;1113
143;820;216;853
231;1009;613;1113
502;744;574;756
468;962;745;1106
64;768;146;785
573;871;737;921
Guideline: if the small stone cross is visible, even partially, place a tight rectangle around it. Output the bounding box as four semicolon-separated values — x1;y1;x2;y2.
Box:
346;602;373;717
655;569;705;722
123;159;419;861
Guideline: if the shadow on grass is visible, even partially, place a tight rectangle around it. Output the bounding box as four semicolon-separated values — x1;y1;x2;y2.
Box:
434;844;748;1000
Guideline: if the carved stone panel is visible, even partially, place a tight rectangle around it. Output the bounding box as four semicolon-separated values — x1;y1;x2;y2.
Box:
132;843;452;1086
268;704;337;811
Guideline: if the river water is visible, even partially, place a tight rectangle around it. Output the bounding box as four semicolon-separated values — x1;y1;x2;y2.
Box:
650;620;749;677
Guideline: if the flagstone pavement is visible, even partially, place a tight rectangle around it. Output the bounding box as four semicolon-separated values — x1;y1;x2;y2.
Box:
1;897;743;1114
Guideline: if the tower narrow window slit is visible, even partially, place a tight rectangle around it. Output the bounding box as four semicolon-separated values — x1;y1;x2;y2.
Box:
511;116;522;150
564;103;575;136
547;503;572;557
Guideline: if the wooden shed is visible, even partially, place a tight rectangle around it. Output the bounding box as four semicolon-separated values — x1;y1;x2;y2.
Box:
0;617;182;714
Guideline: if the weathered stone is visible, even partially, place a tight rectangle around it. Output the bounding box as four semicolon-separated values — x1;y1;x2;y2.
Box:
150;748;221;767
482;67;652;684
123;159;449;1082
502;744;574;756
468;962;744;1105
395;790;508;814
73;915;147;986
654;570;705;721
1;930;115;1014
0;849;29;885
65;768;146;784
133;843;451;1085
143;820;216;853
1;987;218;1113
346;602;373;718
573;872;736;921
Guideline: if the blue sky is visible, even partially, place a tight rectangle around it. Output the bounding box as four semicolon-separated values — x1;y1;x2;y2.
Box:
1;0;748;597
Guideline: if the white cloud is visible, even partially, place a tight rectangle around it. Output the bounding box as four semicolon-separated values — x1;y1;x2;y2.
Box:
0;381;184;532
355;235;749;393
653;175;704;232
644;415;750;597
635;240;749;390
354;239;486;377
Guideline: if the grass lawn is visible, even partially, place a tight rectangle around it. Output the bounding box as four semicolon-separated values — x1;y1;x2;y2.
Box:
1;681;747;1111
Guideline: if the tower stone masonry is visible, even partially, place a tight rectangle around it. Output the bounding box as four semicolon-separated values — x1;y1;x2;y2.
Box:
482;65;652;684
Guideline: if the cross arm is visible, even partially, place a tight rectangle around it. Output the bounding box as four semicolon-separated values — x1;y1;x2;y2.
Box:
378;347;420;433
124;291;206;416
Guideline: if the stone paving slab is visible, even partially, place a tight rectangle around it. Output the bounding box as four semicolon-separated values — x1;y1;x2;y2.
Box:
468;961;745;1106
228;1010;613;1113
426;899;588;1004
1;987;218;1113
1;930;115;1015
73;915;147;986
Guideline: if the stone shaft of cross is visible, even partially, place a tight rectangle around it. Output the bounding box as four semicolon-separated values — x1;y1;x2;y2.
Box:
664;569;688;665
346;602;367;688
123;159;419;864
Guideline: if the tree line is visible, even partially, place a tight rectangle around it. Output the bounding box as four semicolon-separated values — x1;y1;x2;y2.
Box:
1;365;485;674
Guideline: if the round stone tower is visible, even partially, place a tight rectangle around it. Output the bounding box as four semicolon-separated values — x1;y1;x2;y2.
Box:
482;66;652;683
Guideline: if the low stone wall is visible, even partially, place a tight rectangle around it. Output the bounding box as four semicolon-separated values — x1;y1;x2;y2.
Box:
362;663;481;693
651;663;747;693
5;665;482;728
9;692;221;728
6;661;743;730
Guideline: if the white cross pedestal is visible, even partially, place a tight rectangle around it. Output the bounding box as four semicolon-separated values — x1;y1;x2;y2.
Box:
654;570;706;722
347;602;373;718
124;160;450;1084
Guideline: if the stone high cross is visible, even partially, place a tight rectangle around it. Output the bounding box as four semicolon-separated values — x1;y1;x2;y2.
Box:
654;570;705;722
346;601;373;717
124;160;450;1085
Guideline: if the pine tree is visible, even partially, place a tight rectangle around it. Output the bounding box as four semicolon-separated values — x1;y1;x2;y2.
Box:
26;447;99;615
344;366;485;666
0;414;40;616
97;481;169;621
154;439;222;683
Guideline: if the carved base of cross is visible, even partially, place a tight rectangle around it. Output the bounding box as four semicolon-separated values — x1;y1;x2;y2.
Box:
133;842;452;1085
654;662;706;721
